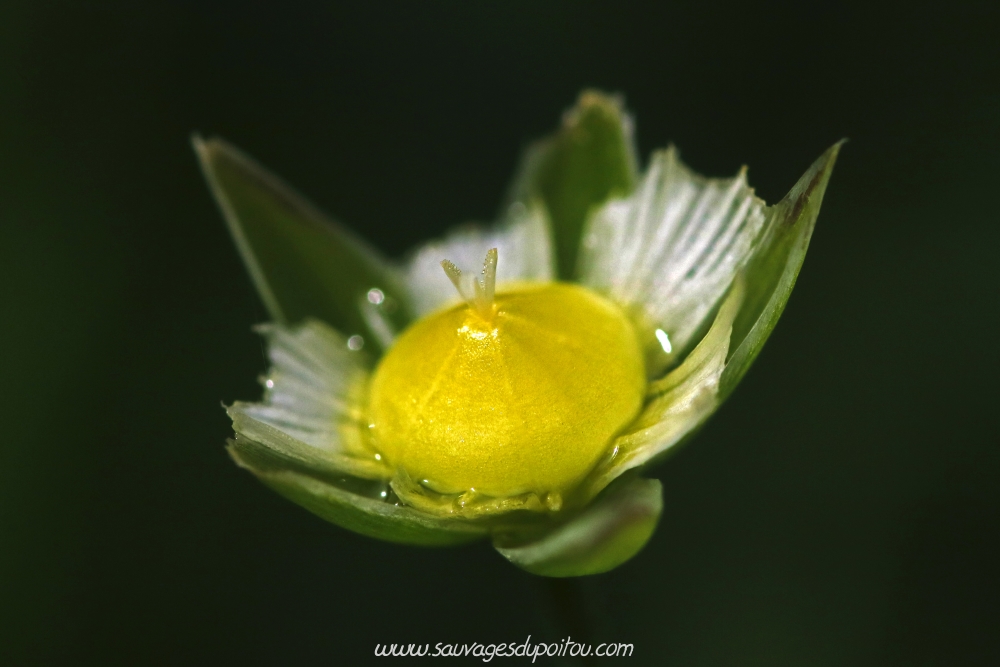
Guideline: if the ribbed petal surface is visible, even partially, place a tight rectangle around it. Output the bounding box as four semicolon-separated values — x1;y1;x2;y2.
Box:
579;147;766;367
229;319;386;480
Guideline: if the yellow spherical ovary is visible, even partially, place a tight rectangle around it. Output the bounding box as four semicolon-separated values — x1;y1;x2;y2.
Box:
368;282;646;498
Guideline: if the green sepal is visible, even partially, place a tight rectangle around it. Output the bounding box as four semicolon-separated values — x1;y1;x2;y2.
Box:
228;435;487;547
720;141;844;400
508;91;638;279
193;136;413;351
493;476;662;577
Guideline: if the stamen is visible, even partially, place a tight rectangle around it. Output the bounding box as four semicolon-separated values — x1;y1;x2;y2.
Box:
481;247;497;306
440;248;498;319
440;259;470;300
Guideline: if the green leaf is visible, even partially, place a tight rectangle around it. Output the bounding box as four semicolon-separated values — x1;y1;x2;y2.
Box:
228;435;487;547
720;141;844;400
493;476;662;577
508;91;638;279
193;136;413;350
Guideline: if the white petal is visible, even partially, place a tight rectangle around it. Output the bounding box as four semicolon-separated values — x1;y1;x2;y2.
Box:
578;146;767;364
404;202;555;316
228;319;387;480
580;281;743;499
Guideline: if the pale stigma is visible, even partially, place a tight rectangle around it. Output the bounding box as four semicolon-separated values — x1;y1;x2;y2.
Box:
440;247;498;319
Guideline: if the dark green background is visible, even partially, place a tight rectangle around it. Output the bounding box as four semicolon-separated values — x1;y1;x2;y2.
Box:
2;2;998;665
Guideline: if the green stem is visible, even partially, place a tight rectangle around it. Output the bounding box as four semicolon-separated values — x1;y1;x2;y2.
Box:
545;578;598;665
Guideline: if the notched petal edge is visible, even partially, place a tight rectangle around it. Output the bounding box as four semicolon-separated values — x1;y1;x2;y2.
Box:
228;319;385;475
578;146;767;377
576;142;841;494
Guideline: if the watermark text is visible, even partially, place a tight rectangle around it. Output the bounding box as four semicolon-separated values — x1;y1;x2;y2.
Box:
375;636;633;662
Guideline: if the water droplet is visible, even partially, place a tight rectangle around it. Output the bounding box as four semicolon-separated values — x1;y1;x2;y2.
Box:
367;288;385;305
545;492;563;512
347;334;364;351
265;379;274;389
655;328;672;353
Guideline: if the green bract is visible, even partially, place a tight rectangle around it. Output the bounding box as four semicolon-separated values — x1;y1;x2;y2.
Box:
196;91;841;577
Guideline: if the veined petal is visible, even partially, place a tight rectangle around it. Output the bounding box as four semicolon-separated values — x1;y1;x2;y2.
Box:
579;282;743;500
194;136;413;352
494;476;662;577
224;319;488;545
226;420;385;485
228;319;387;480
578;147;766;371
404;201;554;316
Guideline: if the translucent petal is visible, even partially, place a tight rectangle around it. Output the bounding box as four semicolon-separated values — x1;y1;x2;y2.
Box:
404;201;554;316
579;282;743;499
494;476;662;577
226;318;490;545
227;319;387;480
578;147;766;368
227;415;385;482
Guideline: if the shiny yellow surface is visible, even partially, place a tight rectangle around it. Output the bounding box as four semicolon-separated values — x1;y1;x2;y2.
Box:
368;282;645;497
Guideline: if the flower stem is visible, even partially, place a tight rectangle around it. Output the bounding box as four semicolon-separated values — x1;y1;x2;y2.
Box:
545;578;598;665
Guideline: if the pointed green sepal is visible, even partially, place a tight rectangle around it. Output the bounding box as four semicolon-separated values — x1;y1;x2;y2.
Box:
193;136;413;350
228;436;487;547
720;141;844;400
493;476;662;577
509;91;638;279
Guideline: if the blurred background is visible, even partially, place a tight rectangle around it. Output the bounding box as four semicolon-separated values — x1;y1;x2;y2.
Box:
2;2;998;664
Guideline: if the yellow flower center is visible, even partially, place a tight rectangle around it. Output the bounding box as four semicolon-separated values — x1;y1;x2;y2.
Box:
368;251;645;498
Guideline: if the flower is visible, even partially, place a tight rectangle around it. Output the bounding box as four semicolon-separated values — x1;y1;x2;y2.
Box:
194;91;840;577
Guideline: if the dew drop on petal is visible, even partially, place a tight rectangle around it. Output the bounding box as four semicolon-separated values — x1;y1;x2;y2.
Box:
655;328;673;354
545;492;563;512
367;288;385;305
347;334;364;351
265;379;274;389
